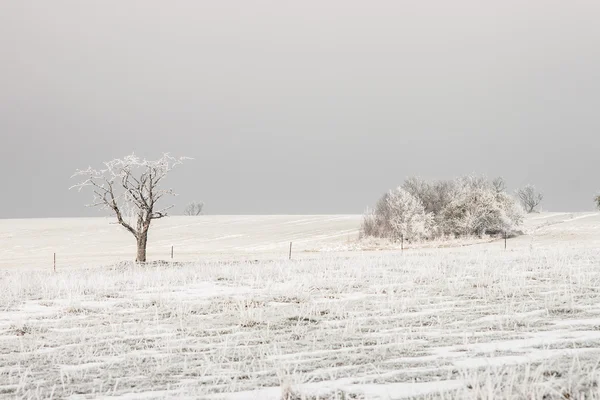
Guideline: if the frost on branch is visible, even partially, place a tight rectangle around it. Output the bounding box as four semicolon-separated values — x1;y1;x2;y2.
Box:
70;153;189;262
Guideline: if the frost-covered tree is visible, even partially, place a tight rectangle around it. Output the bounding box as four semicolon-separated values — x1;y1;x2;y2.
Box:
595;195;600;210
402;177;431;207
386;188;434;240
441;185;524;237
183;201;204;216
363;175;524;241
455;174;490;192
441;175;524;237
71;153;189;262
516;184;543;213
361;194;394;238
362;187;433;241
402;177;455;216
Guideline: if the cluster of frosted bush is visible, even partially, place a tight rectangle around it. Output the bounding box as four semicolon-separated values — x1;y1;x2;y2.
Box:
362;176;525;241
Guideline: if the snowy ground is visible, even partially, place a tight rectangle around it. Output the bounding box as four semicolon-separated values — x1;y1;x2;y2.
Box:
2;213;600;399
0;215;361;269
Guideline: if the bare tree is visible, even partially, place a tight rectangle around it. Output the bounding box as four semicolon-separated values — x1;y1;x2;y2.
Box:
71;153;189;262
183;201;204;216
516;184;543;213
492;177;507;194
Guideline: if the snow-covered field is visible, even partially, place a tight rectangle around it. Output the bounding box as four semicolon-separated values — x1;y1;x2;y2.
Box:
0;215;362;269
2;213;600;399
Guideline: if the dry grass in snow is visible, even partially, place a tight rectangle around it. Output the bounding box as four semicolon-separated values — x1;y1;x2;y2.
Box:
3;240;600;399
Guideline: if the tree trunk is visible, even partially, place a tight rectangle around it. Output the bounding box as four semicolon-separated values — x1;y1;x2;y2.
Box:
136;233;148;262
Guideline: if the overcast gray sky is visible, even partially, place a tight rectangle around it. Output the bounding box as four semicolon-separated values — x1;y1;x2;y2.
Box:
1;1;599;218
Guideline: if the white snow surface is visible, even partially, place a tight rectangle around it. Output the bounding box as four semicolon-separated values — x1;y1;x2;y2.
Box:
2;213;600;399
0;215;361;269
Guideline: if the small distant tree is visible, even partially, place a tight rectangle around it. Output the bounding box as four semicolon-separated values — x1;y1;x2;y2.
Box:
492;177;507;194
595;195;600;210
183;201;204;216
71;153;189;262
516;184;543;213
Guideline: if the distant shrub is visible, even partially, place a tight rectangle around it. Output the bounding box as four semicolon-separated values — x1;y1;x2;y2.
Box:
363;175;524;241
183;201;204;216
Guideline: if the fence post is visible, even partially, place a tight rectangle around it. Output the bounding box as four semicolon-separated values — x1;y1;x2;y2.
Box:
504;231;507;250
401;235;404;252
54;253;56;272
289;242;293;260
171;245;174;260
